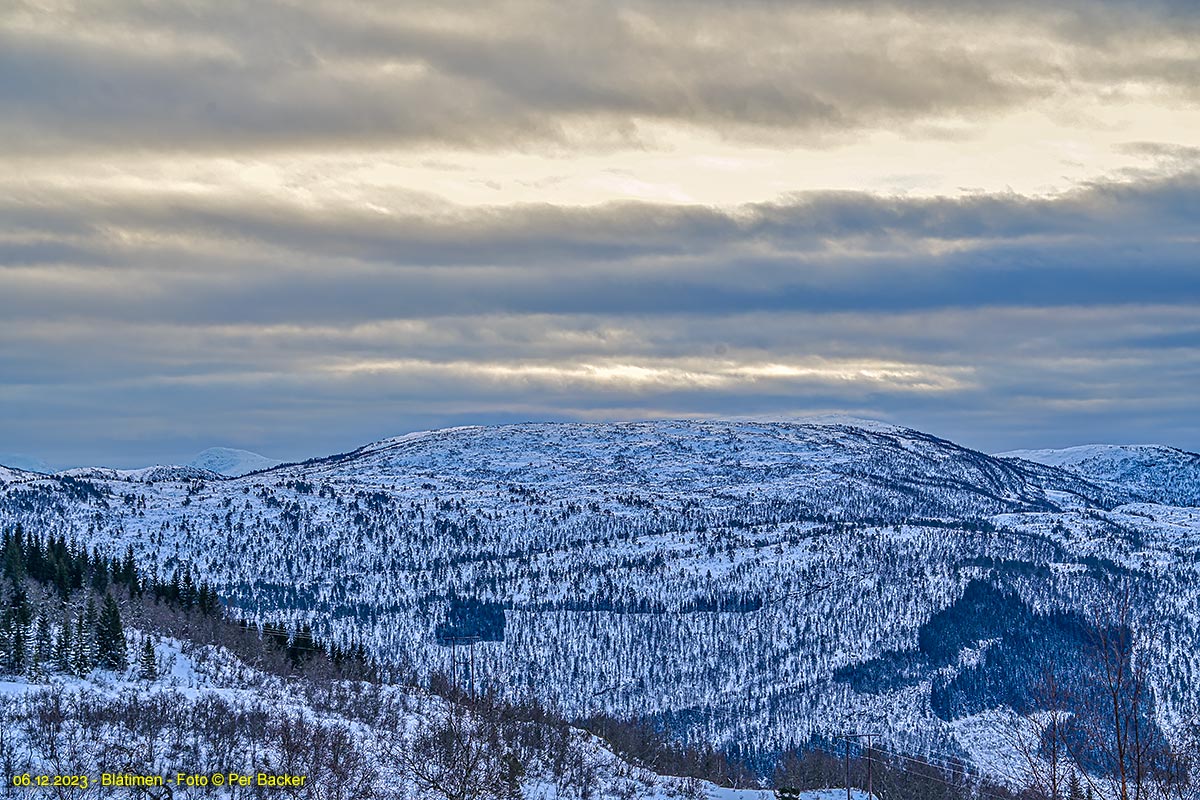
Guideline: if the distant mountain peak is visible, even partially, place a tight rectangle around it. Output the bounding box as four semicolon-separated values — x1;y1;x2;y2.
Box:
188;447;283;477
0;453;50;474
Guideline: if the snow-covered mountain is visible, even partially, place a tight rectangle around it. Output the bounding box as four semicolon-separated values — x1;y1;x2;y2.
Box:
0;465;34;486
40;447;283;483
188;446;284;476
0;453;49;474
998;443;1200;506
55;464;223;483
285;418;1089;518
1;418;1196;776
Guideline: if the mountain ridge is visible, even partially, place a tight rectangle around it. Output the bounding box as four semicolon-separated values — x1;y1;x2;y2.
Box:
998;443;1200;506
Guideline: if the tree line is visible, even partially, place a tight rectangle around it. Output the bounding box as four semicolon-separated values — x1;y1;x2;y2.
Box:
0;524;372;683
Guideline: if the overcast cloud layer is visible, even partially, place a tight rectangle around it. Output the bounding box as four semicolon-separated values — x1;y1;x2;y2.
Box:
2;0;1199;468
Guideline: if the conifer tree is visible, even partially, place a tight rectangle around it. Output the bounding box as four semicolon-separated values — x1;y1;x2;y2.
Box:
54;607;74;673
96;594;127;670
73;598;97;674
90;547;109;593
198;583;221;616
1068;771;1084;800
1;525;25;584
120;545;138;593
138;637;157;681
53;560;71;599
32;612;52;677
1;585;31;674
180;570;197;610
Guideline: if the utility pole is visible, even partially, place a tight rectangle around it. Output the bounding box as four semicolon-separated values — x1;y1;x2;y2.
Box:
444;634;481;699
867;733;873;800
841;733;882;800
845;741;851;800
469;637;476;699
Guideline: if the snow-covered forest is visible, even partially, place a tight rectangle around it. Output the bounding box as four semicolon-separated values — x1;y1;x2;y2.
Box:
1;419;1198;796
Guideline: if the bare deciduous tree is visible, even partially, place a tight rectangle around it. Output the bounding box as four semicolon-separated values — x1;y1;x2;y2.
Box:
1009;669;1073;800
388;702;519;800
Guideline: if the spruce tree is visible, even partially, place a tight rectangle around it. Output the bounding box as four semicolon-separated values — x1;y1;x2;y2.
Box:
53;561;70;599
73;598;96;674
32;612;52;677
1068;772;1085;800
54;607;74;673
96;594;127;670
2;586;32;675
138;637;157;681
180;570;197;610
90;547;109;593
120;545;138;592
1;525;25;584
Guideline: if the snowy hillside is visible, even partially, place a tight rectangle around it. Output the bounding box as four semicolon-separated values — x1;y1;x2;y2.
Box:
999;444;1200;506
45;448;282;483
1;418;1197;779
54;464;223;483
288;418;1084;518
0;633;743;800
0;466;29;486
189;446;284;477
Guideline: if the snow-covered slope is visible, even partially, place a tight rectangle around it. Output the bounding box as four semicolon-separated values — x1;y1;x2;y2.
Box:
44;448;280;483
55;464;222;483
0;633;743;800
290;418;1077;519
189;446;284;476
0;465;34;486
998;444;1200;506
1;418;1197;776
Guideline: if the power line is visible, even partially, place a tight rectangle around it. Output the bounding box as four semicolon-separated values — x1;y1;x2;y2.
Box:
802;741;1020;800
869;741;1029;788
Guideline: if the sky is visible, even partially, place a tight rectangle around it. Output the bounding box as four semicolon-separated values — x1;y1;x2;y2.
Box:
2;0;1199;469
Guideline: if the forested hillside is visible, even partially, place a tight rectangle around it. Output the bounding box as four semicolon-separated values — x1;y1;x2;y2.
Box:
1;419;1197;787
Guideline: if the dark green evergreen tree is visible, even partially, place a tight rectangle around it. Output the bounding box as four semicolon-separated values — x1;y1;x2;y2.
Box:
179;570;197;610
1;525;25;584
96;594;127;670
138;637;157;681
1068;771;1084;800
198;583;221;616
31;611;52;678
89;547;109;593
1;585;32;674
73;598;97;674
54;607;74;673
120;545;138;592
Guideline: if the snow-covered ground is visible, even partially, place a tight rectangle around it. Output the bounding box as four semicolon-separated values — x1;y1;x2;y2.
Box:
0;629;767;800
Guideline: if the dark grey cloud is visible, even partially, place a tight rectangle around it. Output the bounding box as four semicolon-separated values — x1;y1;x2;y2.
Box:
2;173;1199;326
2;171;1200;466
